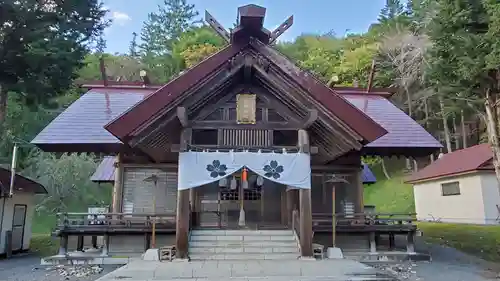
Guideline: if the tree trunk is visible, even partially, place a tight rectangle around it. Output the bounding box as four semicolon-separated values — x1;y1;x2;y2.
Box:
425;99;435;161
485;89;500;192
461;110;467;148
452;114;460;150
0;85;7;126
381;158;391;179
439;97;452;153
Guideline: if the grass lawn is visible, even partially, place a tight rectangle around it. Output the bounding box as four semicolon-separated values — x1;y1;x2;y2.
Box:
418;222;500;262
30;234;59;257
364;174;415;213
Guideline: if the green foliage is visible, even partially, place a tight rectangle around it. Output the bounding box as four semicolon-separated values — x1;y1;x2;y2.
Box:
30;234;58;256
0;0;108;113
364;174;415;213
129;32;139;58
22;152;111;214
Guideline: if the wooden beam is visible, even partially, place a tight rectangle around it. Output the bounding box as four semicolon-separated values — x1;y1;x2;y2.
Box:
191;120;300;130
269;15;294;44
112;153;123;213
177;107;189;127
244;55;253;83
303;109;318;128
298;129;313;257
170;144;319;154
205;11;230;42
179;128;192;152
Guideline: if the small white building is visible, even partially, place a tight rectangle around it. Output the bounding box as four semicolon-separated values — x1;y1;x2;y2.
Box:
0;167;47;255
407;144;500;225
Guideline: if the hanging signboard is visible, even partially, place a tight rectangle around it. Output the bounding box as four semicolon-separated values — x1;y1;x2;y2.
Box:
236;94;256;124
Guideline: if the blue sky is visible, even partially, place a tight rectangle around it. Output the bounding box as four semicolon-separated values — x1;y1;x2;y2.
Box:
102;0;386;53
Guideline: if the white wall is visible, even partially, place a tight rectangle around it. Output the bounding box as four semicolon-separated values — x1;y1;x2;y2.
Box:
0;192;35;254
480;173;500;224
413;173;487;224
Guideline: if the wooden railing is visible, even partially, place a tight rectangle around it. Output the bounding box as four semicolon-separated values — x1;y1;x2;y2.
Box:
54;212;176;235
312;212;417;233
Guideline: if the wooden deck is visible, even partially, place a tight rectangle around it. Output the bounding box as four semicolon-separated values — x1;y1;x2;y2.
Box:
312;212;417;234
53;212;417;236
53;212;177;236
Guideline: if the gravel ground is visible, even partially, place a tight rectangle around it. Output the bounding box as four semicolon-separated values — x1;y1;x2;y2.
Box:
372;238;500;281
0;253;121;281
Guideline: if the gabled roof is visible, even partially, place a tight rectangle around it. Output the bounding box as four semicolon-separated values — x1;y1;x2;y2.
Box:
0;167;47;195
406;144;494;184
104;41;386;144
362;164;377;184
30;84;440;156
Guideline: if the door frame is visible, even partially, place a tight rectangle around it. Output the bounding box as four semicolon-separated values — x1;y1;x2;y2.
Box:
11;204;27;251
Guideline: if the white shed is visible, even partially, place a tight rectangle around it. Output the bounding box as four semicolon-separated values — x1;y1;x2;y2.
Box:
0;167;47;255
407;144;500;225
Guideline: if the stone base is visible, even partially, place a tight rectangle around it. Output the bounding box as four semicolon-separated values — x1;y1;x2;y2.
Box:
142;249;160;261
298;256;316;261
327;247;344;259
173;258;190;262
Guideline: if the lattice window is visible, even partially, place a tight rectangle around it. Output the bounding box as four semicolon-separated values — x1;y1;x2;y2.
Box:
219;186;262;201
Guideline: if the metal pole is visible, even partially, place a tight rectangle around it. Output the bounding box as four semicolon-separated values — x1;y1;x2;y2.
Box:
9;144;18;197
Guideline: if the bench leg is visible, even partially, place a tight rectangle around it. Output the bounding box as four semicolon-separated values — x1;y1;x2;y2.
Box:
406;232;416;254
101;234;109;256
389;233;395;251
369;232;377;253
58;235;68;256
77;235;84;252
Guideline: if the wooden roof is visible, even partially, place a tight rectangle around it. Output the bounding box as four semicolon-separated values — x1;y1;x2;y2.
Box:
406;144;493;184
31;84;441;156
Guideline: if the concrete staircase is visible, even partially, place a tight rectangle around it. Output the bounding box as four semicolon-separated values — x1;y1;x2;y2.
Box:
188;229;300;260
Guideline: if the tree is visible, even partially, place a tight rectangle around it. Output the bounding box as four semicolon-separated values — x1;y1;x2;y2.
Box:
172;26;226;69
379;0;405;22
129;32;139;58
96;35;107;54
139;0;200;57
426;0;500;186
0;0;108;125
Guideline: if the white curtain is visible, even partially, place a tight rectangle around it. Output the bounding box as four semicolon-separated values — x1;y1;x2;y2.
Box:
178;151;311;190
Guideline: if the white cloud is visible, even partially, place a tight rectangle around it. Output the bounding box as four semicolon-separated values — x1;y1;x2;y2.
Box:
111;11;131;26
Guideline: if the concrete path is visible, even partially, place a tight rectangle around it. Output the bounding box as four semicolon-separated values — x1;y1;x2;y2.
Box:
95;259;398;281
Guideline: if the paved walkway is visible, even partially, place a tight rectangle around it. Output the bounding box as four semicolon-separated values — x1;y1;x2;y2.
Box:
95;259;397;281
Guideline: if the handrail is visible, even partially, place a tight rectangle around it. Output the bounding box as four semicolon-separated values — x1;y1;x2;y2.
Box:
312;212;417;226
56;212;177;228
292;209;300;239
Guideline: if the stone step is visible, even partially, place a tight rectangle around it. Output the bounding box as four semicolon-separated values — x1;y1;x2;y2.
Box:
190;230;294;236
190;240;298;248
189;252;300;260
190;235;296;242
189;246;299;254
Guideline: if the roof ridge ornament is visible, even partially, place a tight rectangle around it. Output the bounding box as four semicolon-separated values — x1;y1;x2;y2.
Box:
205;5;293;45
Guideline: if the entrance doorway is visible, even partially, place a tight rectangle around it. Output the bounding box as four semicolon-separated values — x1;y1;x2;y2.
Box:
11;204;27;251
196;172;287;229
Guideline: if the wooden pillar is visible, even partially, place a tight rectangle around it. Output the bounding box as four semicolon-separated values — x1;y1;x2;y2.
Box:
112;153;124;213
331;185;336;247
91;236;98;249
176;128;192;259
58;235;68;256
298;129;313;257
355;167;364;214
77;235;84;252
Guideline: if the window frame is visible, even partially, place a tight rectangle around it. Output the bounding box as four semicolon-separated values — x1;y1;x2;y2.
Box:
441;181;461;196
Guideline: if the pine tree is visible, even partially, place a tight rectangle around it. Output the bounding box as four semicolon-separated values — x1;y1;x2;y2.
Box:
129;32;139;58
378;0;404;22
96;35;106;54
139;0;200;57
